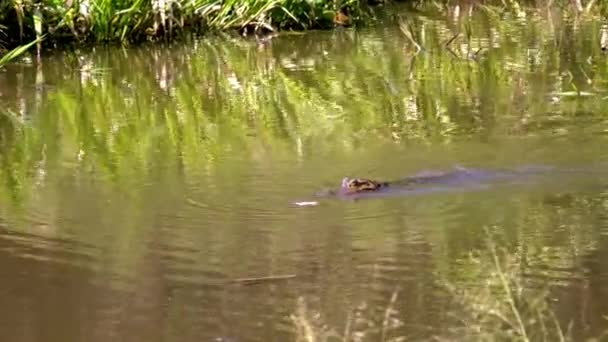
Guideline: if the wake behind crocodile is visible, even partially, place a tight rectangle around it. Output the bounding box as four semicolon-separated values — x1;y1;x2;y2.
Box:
293;165;604;207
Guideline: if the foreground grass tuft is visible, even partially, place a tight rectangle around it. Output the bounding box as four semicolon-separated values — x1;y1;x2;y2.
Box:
440;237;572;342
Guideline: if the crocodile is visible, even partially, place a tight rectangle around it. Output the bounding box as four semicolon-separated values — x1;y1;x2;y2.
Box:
327;167;521;198
293;165;591;206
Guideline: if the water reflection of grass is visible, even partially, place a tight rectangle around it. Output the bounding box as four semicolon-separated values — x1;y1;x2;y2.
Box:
285;189;608;341
291;289;402;342
0;5;605;217
290;235;608;342
1;4;606;195
442;237;570;342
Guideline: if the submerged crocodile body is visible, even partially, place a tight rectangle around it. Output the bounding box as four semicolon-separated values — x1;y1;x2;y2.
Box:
292;165;595;207
318;167;526;199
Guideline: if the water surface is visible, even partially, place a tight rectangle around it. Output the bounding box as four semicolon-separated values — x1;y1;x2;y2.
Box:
0;3;608;341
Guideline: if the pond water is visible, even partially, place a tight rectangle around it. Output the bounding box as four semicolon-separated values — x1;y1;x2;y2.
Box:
0;3;608;341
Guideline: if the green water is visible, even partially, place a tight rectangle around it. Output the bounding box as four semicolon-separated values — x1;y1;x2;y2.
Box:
0;4;607;341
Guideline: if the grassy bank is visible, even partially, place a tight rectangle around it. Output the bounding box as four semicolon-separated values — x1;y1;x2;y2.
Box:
1;0;606;52
0;0;392;50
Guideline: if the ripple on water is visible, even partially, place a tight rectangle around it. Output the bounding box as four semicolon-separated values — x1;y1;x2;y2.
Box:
147;238;299;342
0;225;101;271
0;224;145;342
332;189;474;229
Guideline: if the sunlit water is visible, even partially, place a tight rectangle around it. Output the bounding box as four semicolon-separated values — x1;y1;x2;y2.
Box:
1;3;608;341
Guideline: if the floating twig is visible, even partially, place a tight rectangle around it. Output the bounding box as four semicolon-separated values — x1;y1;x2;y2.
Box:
472;47;484;60
185;198;207;208
229;274;296;285
444;32;460;47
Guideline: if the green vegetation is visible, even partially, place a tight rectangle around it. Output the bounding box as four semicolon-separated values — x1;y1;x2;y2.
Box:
0;0;606;50
0;0;386;49
0;20;45;67
0;36;45;67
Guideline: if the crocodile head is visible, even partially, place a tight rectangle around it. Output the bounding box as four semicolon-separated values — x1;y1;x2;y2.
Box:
341;177;388;194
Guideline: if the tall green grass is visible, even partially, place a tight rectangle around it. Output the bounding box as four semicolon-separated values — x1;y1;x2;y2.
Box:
0;0;607;46
0;36;43;67
0;0;381;48
2;0;605;50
